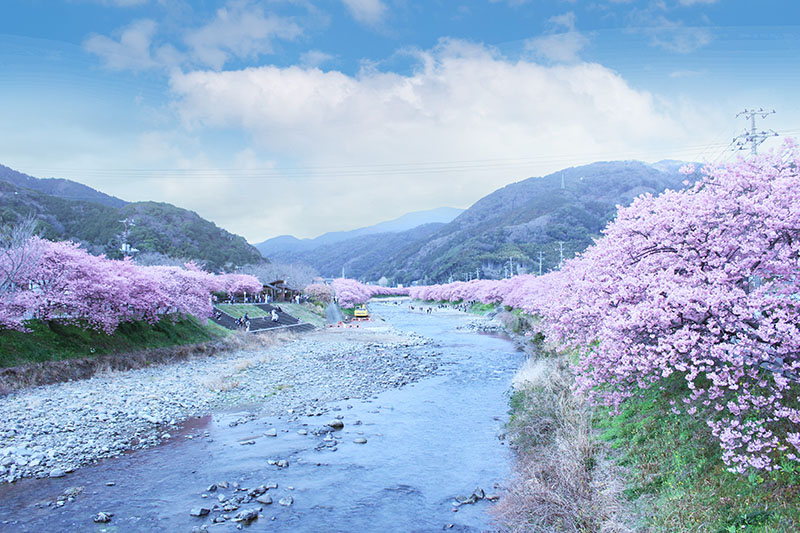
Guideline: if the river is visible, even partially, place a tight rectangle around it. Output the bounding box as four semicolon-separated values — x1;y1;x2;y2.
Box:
0;302;523;532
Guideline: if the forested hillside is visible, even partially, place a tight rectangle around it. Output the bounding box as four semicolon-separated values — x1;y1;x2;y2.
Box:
369;160;697;284
0;170;262;271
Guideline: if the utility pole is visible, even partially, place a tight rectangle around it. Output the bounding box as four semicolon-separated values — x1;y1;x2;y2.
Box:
733;108;777;155
538;251;543;275
119;218;135;257
559;241;564;268
508;257;514;278
341;266;345;278
476;267;480;280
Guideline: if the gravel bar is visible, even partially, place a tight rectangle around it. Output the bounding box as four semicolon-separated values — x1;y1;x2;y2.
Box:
0;323;440;484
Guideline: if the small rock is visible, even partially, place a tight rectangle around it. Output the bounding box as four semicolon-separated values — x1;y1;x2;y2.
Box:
471;487;485;500
239;440;255;446
49;469;66;478
297;429;308;435
278;496;293;506
232;508;259;522
161;433;171;440
93;512;113;523
485;494;500;502
264;429;277;437
207;484;217;492
105;481;115;487
326;420;344;430
276;460;289;468
190;507;211;517
256;495;272;505
353;438;367;444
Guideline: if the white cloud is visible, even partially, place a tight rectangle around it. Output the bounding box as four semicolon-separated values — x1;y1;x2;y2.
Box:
299;49;335;68
84;19;165;71
678;0;718;5
185;0;302;69
166;39;711;240
526;12;589;63
85;0;301;71
648;20;711;53
341;0;388;27
94;0;149;6
627;5;713;54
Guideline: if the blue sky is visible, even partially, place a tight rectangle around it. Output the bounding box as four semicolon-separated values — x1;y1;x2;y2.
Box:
1;0;798;242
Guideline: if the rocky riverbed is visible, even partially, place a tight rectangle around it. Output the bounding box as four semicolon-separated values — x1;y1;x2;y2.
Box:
0;323;439;485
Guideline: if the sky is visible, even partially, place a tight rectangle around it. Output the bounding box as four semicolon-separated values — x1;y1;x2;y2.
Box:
1;0;799;243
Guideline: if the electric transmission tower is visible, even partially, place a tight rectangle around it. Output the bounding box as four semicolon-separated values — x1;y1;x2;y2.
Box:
733;108;778;155
119;218;135;257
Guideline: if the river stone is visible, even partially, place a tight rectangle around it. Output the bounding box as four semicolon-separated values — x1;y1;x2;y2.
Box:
471;487;485;500
276;460;289;468
232;508;259;522
326;420;344;430
264;429;277;437
353;438;367;444
297;429;308;435
278;496;293;506
207;484;217;492
256;495;272;505
93;512;113;523
49;468;66;478
190;507;211;517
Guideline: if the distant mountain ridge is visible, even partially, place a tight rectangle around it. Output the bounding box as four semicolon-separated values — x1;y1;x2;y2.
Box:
0;164;127;208
254;161;696;283
255;206;464;257
364;160;699;284
0;164;263;271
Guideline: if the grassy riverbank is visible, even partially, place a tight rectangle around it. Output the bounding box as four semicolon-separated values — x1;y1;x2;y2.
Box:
0;317;228;368
499;338;800;532
597;387;800;531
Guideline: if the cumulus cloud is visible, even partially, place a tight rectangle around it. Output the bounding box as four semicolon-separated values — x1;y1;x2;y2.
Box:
84;19;168;71
678;0;718;5
85;0;301;71
94;0;149;6
300;49;335;68
627;5;713;54
526;12;589;63
165;39;708;240
185;0;302;69
341;0;388;26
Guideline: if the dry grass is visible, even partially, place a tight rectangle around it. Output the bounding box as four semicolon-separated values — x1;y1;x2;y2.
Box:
200;375;241;392
0;340;229;393
495;355;638;533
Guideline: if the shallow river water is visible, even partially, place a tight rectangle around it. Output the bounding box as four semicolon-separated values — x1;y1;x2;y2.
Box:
0;303;524;532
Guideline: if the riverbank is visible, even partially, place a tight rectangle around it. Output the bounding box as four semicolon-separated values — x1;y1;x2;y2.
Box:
0;321;438;485
427;300;800;531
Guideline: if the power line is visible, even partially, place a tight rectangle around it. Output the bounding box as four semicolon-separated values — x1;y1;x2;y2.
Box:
733;108;778;155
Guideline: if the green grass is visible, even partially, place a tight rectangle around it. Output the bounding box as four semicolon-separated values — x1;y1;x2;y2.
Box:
596;386;800;532
0;316;226;368
216;303;269;319
468;302;496;314
275;302;327;327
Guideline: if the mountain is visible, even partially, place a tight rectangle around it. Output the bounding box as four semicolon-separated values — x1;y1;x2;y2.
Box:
295;222;447;279
255;206;464;257
0;166;263;271
363;160;698;284
0;164;127;208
